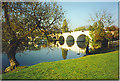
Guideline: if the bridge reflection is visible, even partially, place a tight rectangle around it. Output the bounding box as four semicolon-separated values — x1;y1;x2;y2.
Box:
27;35;88;60
62;48;68;59
56;37;87;59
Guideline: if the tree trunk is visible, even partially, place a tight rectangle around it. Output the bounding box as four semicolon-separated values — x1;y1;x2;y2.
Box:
5;40;20;72
7;47;19;67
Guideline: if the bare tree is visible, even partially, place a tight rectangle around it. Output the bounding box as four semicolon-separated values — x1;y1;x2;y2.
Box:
89;10;114;27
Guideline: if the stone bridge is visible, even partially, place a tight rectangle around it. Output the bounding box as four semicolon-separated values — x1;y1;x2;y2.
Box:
49;31;91;40
49;31;92;48
59;31;91;41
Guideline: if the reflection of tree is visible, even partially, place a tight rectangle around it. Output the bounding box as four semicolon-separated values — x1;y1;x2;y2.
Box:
42;44;47;48
27;41;48;50
77;34;86;49
62;48;68;59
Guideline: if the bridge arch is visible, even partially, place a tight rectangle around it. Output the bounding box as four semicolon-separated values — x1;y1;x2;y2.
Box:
76;34;86;49
59;36;64;41
57;31;92;48
66;35;75;47
77;34;86;42
66;35;74;42
58;36;65;45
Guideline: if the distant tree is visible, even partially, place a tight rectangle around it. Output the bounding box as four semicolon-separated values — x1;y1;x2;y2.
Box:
89;10;114;27
2;2;64;72
88;25;94;31
62;19;69;33
85;36;90;46
113;31;119;40
106;32;113;41
88;10;114;49
105;31;113;48
89;20;107;49
105;25;119;41
105;25;118;31
74;26;86;31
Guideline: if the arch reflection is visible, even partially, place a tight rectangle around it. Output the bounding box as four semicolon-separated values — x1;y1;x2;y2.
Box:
77;41;86;48
66;35;74;47
57;34;88;55
58;36;64;45
77;34;86;49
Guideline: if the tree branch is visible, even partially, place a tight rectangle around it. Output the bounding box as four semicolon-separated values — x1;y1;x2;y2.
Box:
3;2;17;38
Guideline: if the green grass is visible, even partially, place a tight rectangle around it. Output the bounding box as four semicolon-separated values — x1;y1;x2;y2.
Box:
2;50;119;80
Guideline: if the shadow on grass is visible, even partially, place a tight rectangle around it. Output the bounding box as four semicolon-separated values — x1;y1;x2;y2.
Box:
90;46;119;54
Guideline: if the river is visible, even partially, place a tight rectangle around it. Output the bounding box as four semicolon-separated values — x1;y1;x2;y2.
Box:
2;40;87;70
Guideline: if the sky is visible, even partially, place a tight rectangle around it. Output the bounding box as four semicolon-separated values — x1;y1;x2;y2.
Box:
58;2;119;30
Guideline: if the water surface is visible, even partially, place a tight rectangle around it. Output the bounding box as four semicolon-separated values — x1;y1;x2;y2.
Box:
2;41;86;70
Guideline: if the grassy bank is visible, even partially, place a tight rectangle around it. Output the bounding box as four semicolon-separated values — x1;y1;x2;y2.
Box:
2;50;119;80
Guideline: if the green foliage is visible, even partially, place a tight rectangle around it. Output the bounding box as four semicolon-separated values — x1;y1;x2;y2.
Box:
105;31;113;41
47;36;53;41
85;36;90;46
89;20;107;49
74;26;86;31
2;50;119;79
105;26;119;41
2;2;65;69
62;19;69;33
88;10;116;49
89;23;119;49
113;31;119;40
88;25;94;31
105;25;118;31
2;2;64;53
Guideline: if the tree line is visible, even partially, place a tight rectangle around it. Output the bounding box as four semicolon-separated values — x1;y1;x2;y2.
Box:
74;10;119;49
